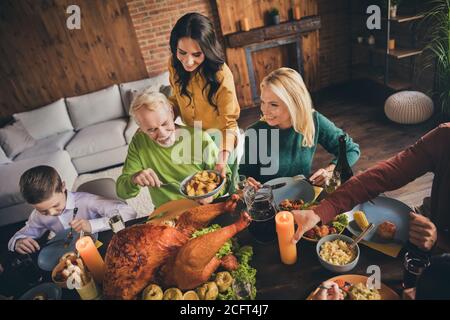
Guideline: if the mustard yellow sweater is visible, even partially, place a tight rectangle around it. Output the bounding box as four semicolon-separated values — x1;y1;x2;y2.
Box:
168;59;240;153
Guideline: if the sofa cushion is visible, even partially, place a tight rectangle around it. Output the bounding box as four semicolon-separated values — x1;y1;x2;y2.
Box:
15;131;75;161
65;118;127;159
66;85;125;130
0;150;77;208
0;145;11;165
119;71;170;113
0;121;36;158
71;145;129;174
13;98;74;139
124;118;140;144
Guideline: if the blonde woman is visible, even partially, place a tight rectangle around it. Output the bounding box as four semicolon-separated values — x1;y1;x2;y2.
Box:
239;67;360;185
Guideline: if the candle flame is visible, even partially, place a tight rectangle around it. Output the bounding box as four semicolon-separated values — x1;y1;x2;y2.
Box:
76;236;91;251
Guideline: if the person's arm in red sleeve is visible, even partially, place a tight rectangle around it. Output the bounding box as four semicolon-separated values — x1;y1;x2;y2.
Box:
314;126;442;224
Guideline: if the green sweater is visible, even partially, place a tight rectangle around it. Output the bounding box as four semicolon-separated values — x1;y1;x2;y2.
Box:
239;111;360;183
117;126;230;208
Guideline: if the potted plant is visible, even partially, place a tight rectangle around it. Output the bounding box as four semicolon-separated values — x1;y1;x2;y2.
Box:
390;0;402;18
268;8;280;25
422;0;450;121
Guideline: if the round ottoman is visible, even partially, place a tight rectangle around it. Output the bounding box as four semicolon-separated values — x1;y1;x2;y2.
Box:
384;91;434;124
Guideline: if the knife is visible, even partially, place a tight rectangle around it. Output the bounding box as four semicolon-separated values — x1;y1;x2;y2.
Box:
263;182;287;190
293;174;316;186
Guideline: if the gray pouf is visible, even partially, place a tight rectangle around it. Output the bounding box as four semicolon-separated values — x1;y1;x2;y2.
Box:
384;91;434;124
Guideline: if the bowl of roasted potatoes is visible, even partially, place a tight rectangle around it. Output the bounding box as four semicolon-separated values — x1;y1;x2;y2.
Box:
180;170;225;200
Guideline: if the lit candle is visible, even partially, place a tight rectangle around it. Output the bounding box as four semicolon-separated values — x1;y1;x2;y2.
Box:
241;18;250;32
76;236;105;284
389;39;396;50
294;6;301;20
275;211;297;265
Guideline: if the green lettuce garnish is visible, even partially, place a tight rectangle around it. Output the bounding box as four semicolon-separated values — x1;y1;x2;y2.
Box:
191;224;232;259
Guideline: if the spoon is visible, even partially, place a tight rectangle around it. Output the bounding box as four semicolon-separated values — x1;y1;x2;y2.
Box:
350;223;375;250
64;207;78;248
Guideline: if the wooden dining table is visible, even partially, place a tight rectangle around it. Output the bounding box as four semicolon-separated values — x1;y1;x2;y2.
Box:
40;209;407;300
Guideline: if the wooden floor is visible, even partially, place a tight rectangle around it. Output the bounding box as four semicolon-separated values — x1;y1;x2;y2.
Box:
238;83;436;208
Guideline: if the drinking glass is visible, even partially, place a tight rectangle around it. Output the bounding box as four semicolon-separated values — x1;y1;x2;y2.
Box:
108;210;125;233
244;185;277;244
402;251;430;289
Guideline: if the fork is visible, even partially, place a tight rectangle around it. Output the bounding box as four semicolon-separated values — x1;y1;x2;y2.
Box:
64;207;78;247
160;181;180;187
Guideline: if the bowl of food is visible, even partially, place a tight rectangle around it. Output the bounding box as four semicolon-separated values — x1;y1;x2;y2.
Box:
180;170;225;200
307;275;399;300
51;252;87;288
316;234;359;273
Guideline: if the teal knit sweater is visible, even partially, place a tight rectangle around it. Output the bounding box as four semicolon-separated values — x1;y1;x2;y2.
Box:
239;111;360;183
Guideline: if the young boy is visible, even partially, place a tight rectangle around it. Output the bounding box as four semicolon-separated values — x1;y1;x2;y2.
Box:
8;165;137;254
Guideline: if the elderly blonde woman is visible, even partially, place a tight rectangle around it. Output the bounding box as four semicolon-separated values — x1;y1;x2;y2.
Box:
116;91;230;207
239;67;360;185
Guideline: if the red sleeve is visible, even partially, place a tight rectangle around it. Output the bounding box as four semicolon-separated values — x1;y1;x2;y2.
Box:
314;125;444;224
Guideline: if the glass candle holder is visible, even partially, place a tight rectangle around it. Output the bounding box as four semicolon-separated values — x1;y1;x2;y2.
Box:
109;212;125;233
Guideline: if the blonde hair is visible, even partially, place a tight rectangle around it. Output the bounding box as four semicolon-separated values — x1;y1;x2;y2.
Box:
261;67;315;147
129;90;173;124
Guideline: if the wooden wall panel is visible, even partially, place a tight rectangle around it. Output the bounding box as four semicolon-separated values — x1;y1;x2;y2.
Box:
225;47;253;108
218;1;320;108
251;43;298;97
302;30;320;92
216;0;317;35
0;0;147;119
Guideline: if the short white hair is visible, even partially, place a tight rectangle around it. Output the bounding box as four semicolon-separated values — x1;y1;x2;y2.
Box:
129;90;173;123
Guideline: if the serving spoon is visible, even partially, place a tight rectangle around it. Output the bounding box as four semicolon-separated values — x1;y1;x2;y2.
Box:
349;223;375;250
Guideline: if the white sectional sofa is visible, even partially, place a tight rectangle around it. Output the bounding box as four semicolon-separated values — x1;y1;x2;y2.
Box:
0;72;169;226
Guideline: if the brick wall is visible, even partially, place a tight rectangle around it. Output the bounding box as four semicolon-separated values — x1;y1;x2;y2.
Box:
318;0;352;88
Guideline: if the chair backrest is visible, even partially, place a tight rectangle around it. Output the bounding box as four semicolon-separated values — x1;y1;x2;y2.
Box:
75;178;120;201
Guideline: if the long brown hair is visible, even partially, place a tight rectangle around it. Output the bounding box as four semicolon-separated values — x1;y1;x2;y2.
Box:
170;13;225;110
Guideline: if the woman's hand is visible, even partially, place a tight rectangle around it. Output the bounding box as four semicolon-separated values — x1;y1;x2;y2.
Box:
246;177;262;189
309;165;335;186
132;169;162;188
215;150;231;178
291;210;321;244
312;281;344;300
197;196;214;205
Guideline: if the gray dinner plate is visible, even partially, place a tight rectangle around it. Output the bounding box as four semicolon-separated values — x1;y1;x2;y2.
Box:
347;196;410;244
264;176;315;207
37;229;97;272
19;282;62;300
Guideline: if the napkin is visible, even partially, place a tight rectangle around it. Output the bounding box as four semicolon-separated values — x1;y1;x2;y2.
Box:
358;239;403;258
313;186;323;202
95;240;103;249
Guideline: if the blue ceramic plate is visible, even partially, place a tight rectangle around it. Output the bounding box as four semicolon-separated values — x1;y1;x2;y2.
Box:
264;177;315;207
347;196;410;244
19;282;62;300
37;229;98;272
